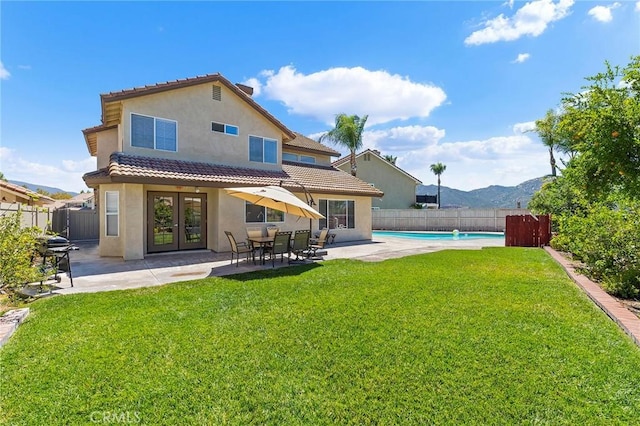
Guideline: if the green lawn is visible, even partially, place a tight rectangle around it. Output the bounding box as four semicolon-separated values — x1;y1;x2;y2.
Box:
1;248;640;424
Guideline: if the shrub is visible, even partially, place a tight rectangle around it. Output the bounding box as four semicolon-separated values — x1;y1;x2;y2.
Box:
0;210;43;298
551;200;640;299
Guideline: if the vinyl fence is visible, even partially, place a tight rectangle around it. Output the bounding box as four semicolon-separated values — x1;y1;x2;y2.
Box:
372;208;530;232
51;208;99;241
0;202;52;231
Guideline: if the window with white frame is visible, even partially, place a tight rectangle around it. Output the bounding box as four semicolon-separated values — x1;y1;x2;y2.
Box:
249;135;277;164
211;121;239;136
131;113;177;151
319;199;355;230
282;152;316;164
105;191;119;236
245;202;284;223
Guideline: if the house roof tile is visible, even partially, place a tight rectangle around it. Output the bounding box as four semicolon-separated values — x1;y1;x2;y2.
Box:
0;181;55;203
284;133;340;157
83;153;383;197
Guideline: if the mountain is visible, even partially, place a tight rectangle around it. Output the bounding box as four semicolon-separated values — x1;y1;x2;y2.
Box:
8;180;79;197
416;177;545;209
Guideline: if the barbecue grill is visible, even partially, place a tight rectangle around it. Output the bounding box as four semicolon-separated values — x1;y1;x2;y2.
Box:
37;236;78;286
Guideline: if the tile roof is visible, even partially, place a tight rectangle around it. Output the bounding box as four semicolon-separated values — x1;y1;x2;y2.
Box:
0;181;55;203
284;132;340;156
83;153;383;197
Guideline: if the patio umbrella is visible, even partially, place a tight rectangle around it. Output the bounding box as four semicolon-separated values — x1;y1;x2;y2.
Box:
224;186;324;219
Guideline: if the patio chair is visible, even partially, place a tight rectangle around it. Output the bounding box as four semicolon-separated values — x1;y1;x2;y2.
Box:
265;231;292;267
266;226;279;237
290;229;311;262
246;226;265;257
224;231;254;267
307;228;329;258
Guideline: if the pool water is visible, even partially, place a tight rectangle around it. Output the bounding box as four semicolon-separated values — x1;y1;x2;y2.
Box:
373;230;504;240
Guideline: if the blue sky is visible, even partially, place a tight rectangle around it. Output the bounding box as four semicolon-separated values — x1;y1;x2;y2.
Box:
1;1;638;192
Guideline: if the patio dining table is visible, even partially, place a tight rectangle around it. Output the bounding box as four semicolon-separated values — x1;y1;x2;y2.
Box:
247;236;274;265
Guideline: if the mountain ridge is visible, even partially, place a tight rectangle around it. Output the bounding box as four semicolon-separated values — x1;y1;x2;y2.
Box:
7;180;79;197
416;177;544;208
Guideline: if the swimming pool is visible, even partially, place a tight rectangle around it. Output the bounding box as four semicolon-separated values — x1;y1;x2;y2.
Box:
373;230;505;241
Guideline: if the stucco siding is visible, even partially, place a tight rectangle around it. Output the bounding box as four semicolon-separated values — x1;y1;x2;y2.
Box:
118;83;284;169
96;128;119;169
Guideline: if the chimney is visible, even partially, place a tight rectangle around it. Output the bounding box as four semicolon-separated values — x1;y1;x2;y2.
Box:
235;83;254;97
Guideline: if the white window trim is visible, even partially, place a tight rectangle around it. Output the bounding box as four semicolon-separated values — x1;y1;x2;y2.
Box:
105;191;119;237
282;153;316;164
319;198;355;230
245;202;285;224
211;121;239;137
130;112;178;152
248;134;278;164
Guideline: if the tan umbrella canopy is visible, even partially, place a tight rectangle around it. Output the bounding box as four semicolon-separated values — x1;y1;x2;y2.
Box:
224;185;324;219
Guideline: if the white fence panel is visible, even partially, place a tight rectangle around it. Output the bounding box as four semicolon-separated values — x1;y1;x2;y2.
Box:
372;208;529;232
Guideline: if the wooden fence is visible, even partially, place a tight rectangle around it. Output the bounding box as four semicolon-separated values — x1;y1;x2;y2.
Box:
372;208;528;232
51;208;99;241
505;214;551;247
0;202;52;231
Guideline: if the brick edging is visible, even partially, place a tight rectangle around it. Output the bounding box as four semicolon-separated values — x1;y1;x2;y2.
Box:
544;247;640;348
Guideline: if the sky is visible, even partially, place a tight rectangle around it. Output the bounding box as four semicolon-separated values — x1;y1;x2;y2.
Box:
1;1;639;193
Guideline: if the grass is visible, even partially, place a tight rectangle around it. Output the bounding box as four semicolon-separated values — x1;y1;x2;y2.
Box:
1;248;640;424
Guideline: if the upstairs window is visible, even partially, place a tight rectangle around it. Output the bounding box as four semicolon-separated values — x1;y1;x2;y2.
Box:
249;135;277;164
131;113;177;152
212;121;239;136
282;153;316;164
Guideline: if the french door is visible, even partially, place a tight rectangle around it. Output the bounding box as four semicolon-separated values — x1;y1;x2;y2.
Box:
147;192;207;253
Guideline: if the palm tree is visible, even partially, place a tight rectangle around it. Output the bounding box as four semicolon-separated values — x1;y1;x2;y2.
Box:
533;109;561;177
319;114;368;176
430;162;446;209
383;154;397;165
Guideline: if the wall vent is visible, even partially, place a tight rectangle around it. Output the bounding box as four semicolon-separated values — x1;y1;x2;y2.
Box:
212;85;222;101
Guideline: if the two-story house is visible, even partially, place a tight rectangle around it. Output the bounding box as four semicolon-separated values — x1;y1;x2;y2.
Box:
82;73;383;259
334;149;421;209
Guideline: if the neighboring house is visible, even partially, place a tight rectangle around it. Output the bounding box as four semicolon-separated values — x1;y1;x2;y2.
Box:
333;149;421;209
51;192;96;210
82;73;383;260
0;181;55;206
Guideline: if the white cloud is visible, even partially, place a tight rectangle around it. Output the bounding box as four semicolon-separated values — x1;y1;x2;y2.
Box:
588;3;620;23
0;62;10;80
255;65;447;126
364;125;446;153
512;53;531;63
319;123;549;190
241;77;262;97
0;147;95;193
513;121;536;133
465;0;574;45
636;1;640;12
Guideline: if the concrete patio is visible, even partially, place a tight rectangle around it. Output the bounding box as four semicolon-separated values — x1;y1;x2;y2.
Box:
47;235;505;295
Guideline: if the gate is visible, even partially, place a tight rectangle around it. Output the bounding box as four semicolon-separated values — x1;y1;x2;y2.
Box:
52;209;99;241
505;214;551;247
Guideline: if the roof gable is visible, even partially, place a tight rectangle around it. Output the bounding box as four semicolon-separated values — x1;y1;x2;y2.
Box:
333;149;422;184
83;73;295;155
